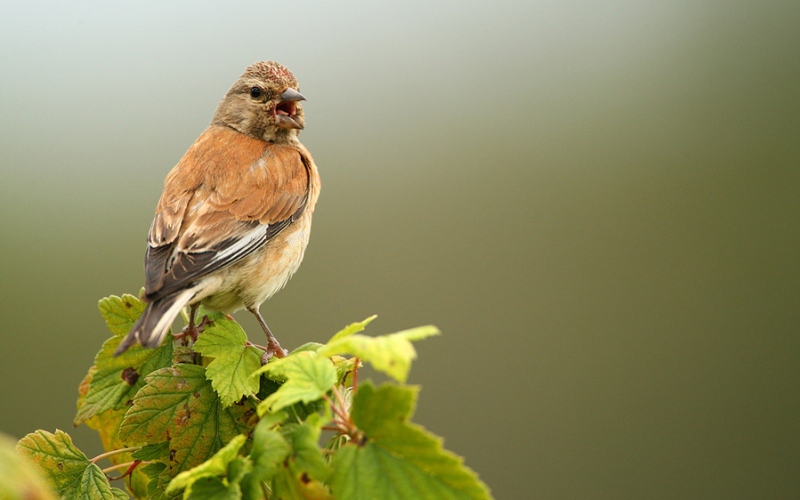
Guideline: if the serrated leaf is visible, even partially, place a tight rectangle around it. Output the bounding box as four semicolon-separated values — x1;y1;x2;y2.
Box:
328;316;377;343
15;429;119;499
78;464;122;499
75;294;173;425
98;293;147;337
143;462;180;500
330;356;358;386
132;441;170;461
193;314;263;407
119;364;257;478
257;410;289;431
227;456;252;485
185;476;241;500
270;470;332;500
238;472;263;500
254;351;337;413
291;342;325;354
249;419;291;484
270;420;332;500
329;383;492;500
318;326;440;383
247;412;291;499
111;487;131;499
142;461;167;479
283;416;329;483
81;402;126;454
81;404;151;498
167;434;246;495
15;430;88;493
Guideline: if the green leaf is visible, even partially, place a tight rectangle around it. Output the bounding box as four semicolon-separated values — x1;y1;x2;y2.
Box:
238;473;264;500
323;434;350;455
166;434;246;495
15;429;118;499
79;465;123;499
256;410;289;430
15;430;88;493
99;293;147;337
226;456;252;485
119;364;256;477
0;432;56;500
254;351;337;413
193;314;263;407
270;419;332;500
318;326;440;383
132;441;170;461
75;294;173;425
270;470;331;500
329;383;492;500
330;355;359;386
111;487;131;499
185;477;241;500
143;462;180;500
77;403;152;498
282;416;329;484
328;315;377;343
290;342;324;354
249;415;291;484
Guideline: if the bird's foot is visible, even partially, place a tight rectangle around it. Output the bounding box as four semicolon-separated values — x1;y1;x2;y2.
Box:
173;315;213;346
260;339;288;364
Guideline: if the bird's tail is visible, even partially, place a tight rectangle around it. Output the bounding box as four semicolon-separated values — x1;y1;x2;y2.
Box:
114;288;196;356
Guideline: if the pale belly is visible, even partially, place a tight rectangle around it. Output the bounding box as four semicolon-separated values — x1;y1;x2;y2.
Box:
197;217;312;313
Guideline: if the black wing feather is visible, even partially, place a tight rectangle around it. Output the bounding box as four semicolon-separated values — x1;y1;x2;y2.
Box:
143;214;300;302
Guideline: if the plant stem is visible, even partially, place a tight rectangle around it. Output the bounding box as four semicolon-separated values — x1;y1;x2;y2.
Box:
102;461;136;473
90;446;140;464
105;460;143;481
353;357;360;390
323;393;348;423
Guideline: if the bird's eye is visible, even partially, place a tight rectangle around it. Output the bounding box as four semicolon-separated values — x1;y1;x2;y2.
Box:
249;87;263;99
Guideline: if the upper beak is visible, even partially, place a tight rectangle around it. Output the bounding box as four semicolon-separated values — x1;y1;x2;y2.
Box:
279;88;306;102
275;88;306;130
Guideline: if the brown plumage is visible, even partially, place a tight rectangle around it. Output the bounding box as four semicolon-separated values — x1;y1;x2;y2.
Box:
115;61;320;357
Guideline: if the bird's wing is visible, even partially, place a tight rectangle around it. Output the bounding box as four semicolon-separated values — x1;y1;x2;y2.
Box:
143;126;310;300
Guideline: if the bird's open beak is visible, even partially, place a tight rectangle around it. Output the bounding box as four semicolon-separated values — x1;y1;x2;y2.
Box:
279;88;306;102
275;88;306;130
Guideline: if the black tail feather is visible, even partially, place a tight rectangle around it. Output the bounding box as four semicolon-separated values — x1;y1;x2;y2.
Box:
114;291;192;356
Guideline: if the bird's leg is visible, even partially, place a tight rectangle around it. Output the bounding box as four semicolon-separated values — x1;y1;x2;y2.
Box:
173;303;201;345
249;306;288;359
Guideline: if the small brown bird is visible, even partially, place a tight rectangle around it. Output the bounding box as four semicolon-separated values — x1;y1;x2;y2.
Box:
115;61;320;358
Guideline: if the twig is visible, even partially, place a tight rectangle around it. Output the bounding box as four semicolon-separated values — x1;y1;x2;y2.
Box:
353;357;360;390
102;461;135;473
323;393;349;423
105;460;143;481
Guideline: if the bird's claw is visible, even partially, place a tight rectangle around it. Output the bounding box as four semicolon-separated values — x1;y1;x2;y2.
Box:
260;342;288;365
173;314;213;346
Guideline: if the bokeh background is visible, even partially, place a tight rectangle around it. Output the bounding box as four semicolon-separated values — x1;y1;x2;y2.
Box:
2;1;799;498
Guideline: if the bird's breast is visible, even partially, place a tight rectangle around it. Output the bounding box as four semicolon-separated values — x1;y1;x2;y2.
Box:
199;212;313;313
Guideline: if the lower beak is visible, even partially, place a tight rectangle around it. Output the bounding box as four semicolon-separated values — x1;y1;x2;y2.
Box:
276;114;305;130
275;88;306;129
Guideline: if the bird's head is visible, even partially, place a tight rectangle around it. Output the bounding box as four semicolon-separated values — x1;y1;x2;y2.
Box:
212;60;306;143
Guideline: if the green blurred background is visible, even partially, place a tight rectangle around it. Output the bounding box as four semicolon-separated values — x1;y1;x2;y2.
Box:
1;1;798;498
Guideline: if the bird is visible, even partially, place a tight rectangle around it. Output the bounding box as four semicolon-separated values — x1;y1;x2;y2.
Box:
114;60;320;358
